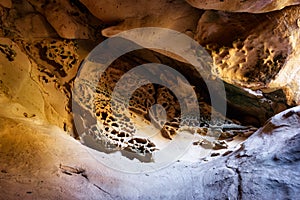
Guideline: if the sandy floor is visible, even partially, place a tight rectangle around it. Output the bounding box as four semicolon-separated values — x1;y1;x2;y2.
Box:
0;95;246;199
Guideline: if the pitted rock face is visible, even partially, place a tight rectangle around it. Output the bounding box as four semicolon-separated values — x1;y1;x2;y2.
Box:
195;6;300;104
20;39;80;131
74;63;257;162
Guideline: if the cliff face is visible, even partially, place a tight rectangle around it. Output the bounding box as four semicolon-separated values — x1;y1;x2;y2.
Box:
0;0;299;199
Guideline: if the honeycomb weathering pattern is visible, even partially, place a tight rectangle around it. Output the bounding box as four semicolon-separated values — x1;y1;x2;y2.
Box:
72;27;240;173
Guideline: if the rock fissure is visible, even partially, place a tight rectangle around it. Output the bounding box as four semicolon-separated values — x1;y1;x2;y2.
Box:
225;160;241;200
93;183;114;199
236;167;243;200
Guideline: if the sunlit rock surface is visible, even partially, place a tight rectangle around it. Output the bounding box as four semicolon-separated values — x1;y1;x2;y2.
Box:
0;38;45;121
0;37;82;131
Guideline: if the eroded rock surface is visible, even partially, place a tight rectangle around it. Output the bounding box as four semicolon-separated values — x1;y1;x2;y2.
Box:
73;49;257;161
196;6;300;104
0;38;45;121
24;0;102;39
0;1;299;199
1;102;299;199
225;106;300;199
0;0;11;8
79;0;201;37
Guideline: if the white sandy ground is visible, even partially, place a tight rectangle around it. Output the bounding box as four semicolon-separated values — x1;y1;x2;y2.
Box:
0;95;247;199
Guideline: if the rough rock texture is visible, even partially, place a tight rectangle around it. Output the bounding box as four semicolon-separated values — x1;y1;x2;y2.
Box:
0;38;46;121
1;103;299;199
72;0;300;105
1;0;289;131
0;0;293;131
0;0;107;133
0;37;82;132
0;0;99;131
0;0;11;8
15;13;58;39
225;106;300;199
195;6;300;104
79;0;201;37
25;0;102;39
0;1;299;199
186;0;300;13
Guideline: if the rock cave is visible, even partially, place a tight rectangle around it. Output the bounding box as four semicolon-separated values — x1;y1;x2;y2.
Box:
0;0;299;199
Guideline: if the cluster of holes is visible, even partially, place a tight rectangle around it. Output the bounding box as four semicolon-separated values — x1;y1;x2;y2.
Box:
80;63;252;155
212;35;288;84
41;40;78;73
0;43;16;61
127;138;157;154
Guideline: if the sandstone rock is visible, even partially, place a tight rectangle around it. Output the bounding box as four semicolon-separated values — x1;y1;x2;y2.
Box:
0;0;88;130
268;12;300;105
186;0;300;13
0;1;299;199
79;0;201;37
1;96;299;199
195;10;263;46
0;0;12;8
0;38;45;120
16;38;92;132
25;39;80;131
15;13;58;39
0;36;94;132
26;0;101;39
225;106;300;199
1;2;290;132
195;6;300;105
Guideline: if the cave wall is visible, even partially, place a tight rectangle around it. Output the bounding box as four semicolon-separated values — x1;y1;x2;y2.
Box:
0;0;299;131
0;1;300;199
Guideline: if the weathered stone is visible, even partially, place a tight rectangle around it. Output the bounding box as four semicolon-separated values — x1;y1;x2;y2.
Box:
0;100;299;199
79;0;201;37
195;6;300;105
186;0;300;13
0;36;93;132
26;0;101;39
226;106;300;199
0;0;12;8
0;1;299;199
15;13;58;39
0;38;45;120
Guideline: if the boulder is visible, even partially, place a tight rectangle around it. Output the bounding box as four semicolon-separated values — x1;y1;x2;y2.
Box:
0;0;11;8
195;6;300;105
25;0;101;39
